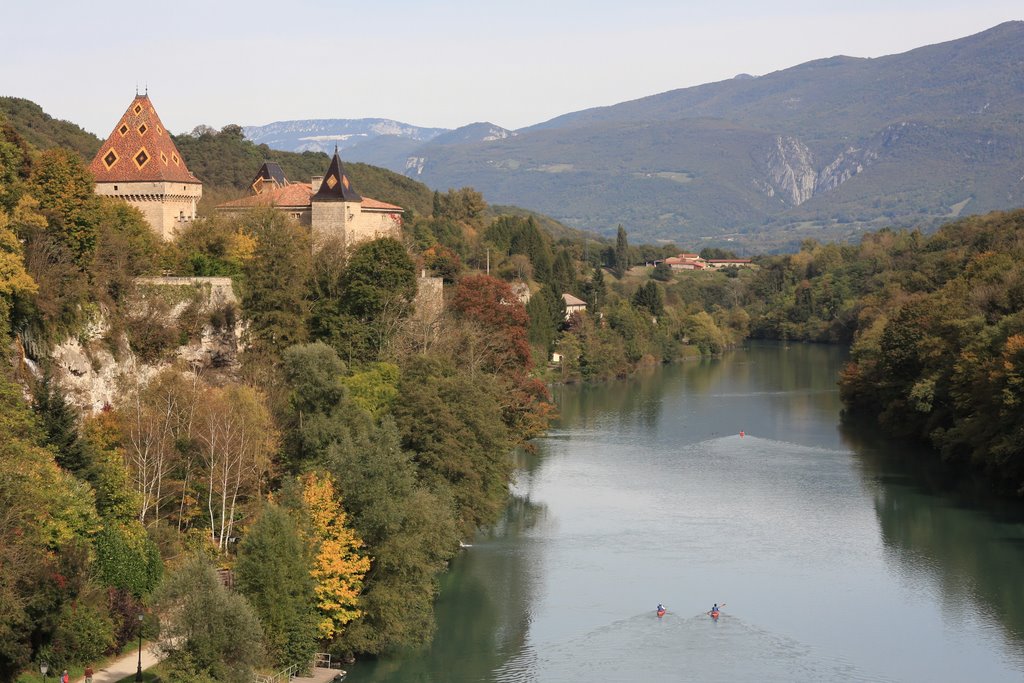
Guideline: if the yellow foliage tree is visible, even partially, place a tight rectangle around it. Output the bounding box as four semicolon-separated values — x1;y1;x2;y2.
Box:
300;472;371;640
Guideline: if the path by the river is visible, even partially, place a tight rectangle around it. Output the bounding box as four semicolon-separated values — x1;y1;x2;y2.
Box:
73;643;159;683
72;645;343;683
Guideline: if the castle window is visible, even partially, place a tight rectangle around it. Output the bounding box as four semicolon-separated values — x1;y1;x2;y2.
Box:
114;185;118;191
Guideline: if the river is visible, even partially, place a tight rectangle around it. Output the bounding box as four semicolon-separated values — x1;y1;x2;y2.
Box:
346;342;1024;682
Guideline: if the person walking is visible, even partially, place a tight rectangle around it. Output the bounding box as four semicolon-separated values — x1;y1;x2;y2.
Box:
84;665;94;683
60;670;69;683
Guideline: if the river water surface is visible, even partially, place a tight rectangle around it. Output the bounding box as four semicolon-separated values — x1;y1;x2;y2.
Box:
346;342;1024;682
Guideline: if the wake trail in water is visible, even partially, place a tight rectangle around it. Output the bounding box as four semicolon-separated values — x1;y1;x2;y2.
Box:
494;611;893;683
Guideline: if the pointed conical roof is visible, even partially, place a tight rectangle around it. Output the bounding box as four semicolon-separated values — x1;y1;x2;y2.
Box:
312;148;361;202
250;161;288;194
89;95;200;184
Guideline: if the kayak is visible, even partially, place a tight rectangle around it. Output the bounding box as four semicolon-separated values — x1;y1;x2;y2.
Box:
710;610;720;619
657;609;666;618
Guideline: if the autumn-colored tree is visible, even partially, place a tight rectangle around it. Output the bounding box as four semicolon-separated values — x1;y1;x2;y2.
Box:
28;148;100;266
0;210;36;337
194;383;277;552
118;370;200;525
299;473;370;641
449;274;531;373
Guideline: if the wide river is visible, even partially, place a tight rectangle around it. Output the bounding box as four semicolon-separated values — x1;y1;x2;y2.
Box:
346;342;1024;682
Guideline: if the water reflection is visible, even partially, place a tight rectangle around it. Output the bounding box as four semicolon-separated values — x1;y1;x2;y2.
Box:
347;343;1024;682
843;419;1024;657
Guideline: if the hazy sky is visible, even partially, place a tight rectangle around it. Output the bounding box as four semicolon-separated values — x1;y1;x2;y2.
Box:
3;0;1020;137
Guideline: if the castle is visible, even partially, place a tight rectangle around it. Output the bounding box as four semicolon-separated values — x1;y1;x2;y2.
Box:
89;94;202;240
90;95;401;252
217;151;403;251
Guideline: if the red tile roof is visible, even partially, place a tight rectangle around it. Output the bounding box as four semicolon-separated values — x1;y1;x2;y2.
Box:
219;183;313;209
217;183;402;212
361;197;403;211
90;95;200;184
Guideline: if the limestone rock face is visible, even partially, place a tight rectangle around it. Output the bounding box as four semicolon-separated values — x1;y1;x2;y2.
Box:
39;277;242;414
764;135;817;206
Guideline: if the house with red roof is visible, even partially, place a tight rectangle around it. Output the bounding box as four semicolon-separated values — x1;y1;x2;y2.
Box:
90;94;202;240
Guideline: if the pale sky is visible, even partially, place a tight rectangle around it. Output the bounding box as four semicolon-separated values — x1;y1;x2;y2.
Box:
2;0;1020;137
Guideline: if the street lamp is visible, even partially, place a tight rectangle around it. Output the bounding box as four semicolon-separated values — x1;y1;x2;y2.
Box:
39;662;48;683
135;613;144;682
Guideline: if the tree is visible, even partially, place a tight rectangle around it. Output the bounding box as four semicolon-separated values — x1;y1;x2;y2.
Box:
194;383;277;552
614;225;630;278
236;504;319;669
298;473;370;642
0;210;36;338
155;557;264;682
394;356;515;533
633;281;665;317
28;148;99;266
241;209;312;363
449;275;531;373
526;286;562;356
549;248;576;295
310;237;416;364
118;370;199;525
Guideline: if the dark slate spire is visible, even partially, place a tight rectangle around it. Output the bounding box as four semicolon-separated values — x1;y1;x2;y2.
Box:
312;147;362;201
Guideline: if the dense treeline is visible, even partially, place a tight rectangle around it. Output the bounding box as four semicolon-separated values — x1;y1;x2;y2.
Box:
837;211;1024;495
0;123;552;680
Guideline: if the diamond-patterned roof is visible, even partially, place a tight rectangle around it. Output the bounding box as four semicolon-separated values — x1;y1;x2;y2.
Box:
90;95;200;184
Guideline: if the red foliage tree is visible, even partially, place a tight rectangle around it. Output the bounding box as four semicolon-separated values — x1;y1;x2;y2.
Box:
450;275;532;373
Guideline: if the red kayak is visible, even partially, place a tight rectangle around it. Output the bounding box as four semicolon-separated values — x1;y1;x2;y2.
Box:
657;609;666;618
710;610;720;619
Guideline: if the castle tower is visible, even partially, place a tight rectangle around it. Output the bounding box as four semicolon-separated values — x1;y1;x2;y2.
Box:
309;148;402;251
90;94;202;240
310;148;362;250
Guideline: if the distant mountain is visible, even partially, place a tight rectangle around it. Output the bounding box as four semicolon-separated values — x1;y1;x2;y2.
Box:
244;118;517;178
400;21;1024;248
242;118;449;158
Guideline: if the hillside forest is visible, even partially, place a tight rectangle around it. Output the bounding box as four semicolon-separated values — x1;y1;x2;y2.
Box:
1;106;1023;681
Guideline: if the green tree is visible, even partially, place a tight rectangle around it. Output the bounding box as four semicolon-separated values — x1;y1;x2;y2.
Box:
236;505;319;669
394;356;515;533
155;557;264;682
241;209;312;363
310;238;416;364
526;286;562;356
632;281;665;317
28;148;99;266
614;225;630;278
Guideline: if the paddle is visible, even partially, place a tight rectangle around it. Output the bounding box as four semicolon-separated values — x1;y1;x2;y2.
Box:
706;602;726;616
